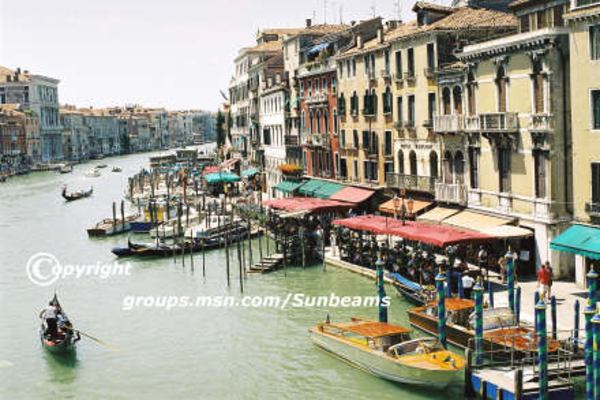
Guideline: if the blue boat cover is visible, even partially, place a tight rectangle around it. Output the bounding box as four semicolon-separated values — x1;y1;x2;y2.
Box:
392;273;421;292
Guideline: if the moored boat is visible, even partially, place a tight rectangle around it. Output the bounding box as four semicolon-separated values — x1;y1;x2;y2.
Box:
387;272;434;306
112;166;122;172
309;317;465;389
62;185;93;201
87;213;140;237
97;164;107;169
39;294;80;354
59;164;73;174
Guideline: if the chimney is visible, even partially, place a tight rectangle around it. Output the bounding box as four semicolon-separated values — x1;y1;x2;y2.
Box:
357;34;363;49
306;18;312;28
377;28;383;44
387;20;399;30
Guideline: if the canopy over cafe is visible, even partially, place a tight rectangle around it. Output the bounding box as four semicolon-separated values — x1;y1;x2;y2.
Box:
551;224;600;288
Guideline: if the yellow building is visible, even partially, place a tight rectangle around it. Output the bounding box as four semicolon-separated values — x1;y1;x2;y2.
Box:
443;0;573;276
562;0;600;286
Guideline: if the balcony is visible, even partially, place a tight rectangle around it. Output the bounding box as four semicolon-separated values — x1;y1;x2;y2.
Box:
422;120;433;129
530;114;554;132
305;93;328;105
386;173;437;194
404;120;416;133
435;183;468;205
339;145;358;157
465;113;519;132
394;73;404;84
404;72;416;84
434;115;465;133
303;133;330;148
367;70;377;81
380;69;391;79
284;135;300;146
362;107;376;117
351;108;359;117
586;202;600;217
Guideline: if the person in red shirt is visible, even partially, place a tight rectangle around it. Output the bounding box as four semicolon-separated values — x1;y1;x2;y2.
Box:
538;262;552;301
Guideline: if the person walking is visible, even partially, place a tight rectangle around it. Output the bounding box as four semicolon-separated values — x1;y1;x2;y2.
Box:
538;262;552;301
498;256;507;284
462;273;474;299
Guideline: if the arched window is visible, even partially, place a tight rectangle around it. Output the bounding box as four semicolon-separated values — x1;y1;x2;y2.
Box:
333;109;338;135
453;86;463;115
443;150;454;183
324;109;329;134
398;150;405;175
496;66;507;112
467;71;477;117
371;88;378;115
383;86;392;114
351;91;358;114
532;60;545;114
308;111;313;134
409;150;418;176
454;151;464;184
429;151;439;178
338;93;346;115
442;87;451;115
315;110;321;134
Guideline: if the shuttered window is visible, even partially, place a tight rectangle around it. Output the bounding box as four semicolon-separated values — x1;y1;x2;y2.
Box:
593;91;600;130
497;67;507;112
469;147;479;189
534;150;547;198
591;25;600;61
498;148;511;193
592;163;600;203
395;51;403;77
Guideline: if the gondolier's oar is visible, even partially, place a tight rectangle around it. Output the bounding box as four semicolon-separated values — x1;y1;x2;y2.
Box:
64;326;122;352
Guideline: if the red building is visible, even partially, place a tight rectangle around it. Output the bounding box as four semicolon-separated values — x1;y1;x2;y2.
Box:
0;104;27;172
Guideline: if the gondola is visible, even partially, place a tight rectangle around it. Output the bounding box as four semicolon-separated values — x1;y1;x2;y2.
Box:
387;272;434;306
62;185;93;201
40;294;80;354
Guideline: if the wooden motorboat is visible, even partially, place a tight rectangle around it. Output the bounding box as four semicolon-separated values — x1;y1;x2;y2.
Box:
85;168;101;177
40;294;80;354
407;300;560;355
309;317;465;389
62;185;93;201
87;213;140;237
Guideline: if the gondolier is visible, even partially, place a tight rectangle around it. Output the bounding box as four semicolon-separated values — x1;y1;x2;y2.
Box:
39;301;58;338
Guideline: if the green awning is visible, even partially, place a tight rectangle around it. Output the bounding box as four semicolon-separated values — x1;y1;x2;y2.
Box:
274;180;304;194
204;172;240;184
550;224;600;260
312;182;345;199
298;179;326;196
241;168;259;178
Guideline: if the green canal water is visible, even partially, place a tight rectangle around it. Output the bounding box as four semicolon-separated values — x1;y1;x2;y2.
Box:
0;150;467;399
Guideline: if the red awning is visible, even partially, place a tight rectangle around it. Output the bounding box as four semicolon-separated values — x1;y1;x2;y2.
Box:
203;165;219;175
263;197;353;213
333;215;493;247
221;158;240;169
329;186;375;204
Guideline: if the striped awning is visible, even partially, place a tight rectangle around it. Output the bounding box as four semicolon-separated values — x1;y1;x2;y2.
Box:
417;206;460;223
443;210;513;232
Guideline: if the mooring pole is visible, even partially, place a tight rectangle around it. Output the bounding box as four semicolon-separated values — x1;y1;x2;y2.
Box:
515;286;521;325
585;299;596;400
592;311;600;400
376;256;387;323
551;295;557;340
535;298;548;400
506;248;515;314
436;269;447;349
474;278;484;366
574;299;581;353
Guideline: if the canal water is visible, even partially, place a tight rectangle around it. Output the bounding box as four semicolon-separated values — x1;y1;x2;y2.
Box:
0;148;466;399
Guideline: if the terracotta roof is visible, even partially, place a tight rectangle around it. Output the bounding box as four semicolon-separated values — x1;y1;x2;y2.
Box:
260;28;305;36
304;24;350;35
0;103;24;116
413;1;454;13
564;4;600;20
0;66;32;83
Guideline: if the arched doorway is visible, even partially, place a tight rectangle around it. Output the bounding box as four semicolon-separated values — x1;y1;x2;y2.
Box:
429;151;439;178
409;151;418;176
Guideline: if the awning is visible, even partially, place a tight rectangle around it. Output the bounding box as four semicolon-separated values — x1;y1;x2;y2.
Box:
221;158;240;169
307;43;328;55
290;96;300;108
312;182;345;199
379;199;432;215
550;225;600;260
203;165;219;175
204;172;240;184
417;206;460;223
241;168;259;178
263;197;353;213
330;186;375;204
298;179;327;196
333;215;492;247
274;180;304;194
443;210;513;232
483;225;534;239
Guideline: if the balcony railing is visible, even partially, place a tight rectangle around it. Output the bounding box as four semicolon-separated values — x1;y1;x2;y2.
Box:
466;112;519;132
362;107;376;117
434;115;465;133
305;93;328;104
380;69;391;79
586;202;600;217
386;173;437;194
422;119;433;129
284;135;300;146
367;70;376;80
435;183;468;205
394;73;404;84
530;114;554;132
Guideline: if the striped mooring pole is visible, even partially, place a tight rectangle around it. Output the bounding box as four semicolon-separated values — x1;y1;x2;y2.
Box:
593;310;600;400
589;265;598;306
445;268;452;298
584;299;596;400
515;286;521;325
506;248;515;313
436;269;447;349
474;277;484;366
535;298;548;400
574;299;580;352
376;257;388;324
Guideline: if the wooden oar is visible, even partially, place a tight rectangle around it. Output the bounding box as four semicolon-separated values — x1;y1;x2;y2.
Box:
64;326;123;352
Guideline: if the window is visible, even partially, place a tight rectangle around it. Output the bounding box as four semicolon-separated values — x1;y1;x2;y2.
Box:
496;66;508;112
362;130;370;149
371;131;378;155
409;151;417;176
346;60;351;77
340;158;348;179
469;147;479;189
454;151;464;185
534;150;547;198
429;151;438;178
498;148;511;193
453;87;463;115
427;43;435;69
553;6;564;27
263;128;271;145
352;58;357;76
395;51;403;77
467;71;477;116
537;10;547;30
428;93;436;122
593;163;600;203
533;60;545;114
590;25;600;60
592;90;600;130
332;76;337;93
408;48;415;76
341;129;346;147
335;153;340;177
324;110;329;133
444;151;454;183
322;77;327;93
353;160;359;180
398;150;405;174
338;93;346;115
384;50;390;74
353;130;359;147
307;81;312;95
442;87;451;115
384;131;392;156
521;15;530;33
408;95;415;125
339;62;344;77
383;87;393;114
363;161;369;180
333;109;338;134
371;89;378;115
397;96;403;123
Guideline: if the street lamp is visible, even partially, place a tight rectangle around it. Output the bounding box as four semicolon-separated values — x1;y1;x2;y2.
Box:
407;197;414;221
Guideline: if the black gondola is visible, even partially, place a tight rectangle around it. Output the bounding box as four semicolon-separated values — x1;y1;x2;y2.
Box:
387;273;434;306
39;294;80;354
62;185;93;201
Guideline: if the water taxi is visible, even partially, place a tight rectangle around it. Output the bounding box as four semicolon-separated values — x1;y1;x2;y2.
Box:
309;317;465;389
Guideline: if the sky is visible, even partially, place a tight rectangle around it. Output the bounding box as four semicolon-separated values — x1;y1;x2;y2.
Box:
0;0;450;112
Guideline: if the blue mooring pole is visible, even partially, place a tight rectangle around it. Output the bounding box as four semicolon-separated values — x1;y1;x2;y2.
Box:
446;268;452;298
436;269;447;349
592;310;600;400
589;265;598;306
574;299;580;352
515;286;521;325
458;272;464;299
488;280;494;308
474;278;484;366
535;299;548;400
376;257;388;323
585;299;596;400
551;295;557;340
506;248;515;313
535;290;540;306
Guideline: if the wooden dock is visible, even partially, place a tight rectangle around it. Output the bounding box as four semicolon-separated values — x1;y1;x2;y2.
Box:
249;253;288;274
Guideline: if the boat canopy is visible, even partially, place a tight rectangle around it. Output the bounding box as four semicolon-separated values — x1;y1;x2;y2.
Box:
333;215;493;247
550;224;600;259
329;186;375;204
204;172;240;184
263;197;352;213
426;298;474;311
327;320;411;338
